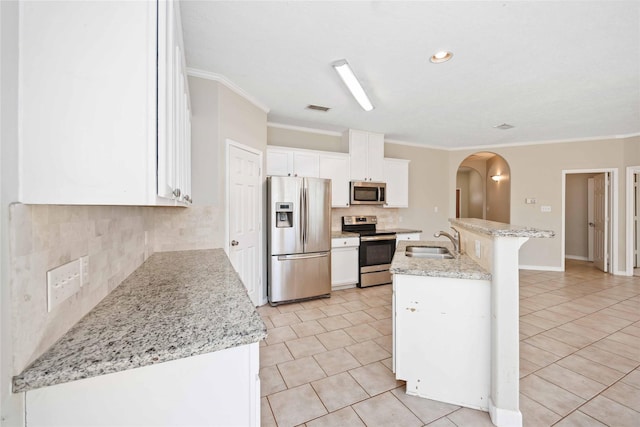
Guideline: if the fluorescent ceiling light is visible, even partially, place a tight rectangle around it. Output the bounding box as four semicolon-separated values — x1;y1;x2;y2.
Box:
332;59;374;111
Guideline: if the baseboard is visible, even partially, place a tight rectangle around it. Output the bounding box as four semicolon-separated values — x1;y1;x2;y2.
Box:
518;265;563;272
565;255;590;261
489;397;522;427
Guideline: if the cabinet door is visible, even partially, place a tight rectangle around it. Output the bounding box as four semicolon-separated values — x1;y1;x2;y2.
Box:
19;1;157;205
384;158;409;208
292;152;319;177
331;247;359;288
348;130;369;181
266;149;293;176
319;154;351;207
367;132;386;182
396;233;421;247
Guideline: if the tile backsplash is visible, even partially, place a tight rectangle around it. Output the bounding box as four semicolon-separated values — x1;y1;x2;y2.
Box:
9;203;221;374
331;206;399;230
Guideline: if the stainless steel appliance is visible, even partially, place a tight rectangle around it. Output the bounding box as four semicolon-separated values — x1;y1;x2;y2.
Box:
268;176;332;305
342;216;396;287
350;181;387;205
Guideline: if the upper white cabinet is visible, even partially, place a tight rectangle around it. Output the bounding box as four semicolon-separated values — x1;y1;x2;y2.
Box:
319;153;351;208
266;147;319;178
19;0;190;205
344;129;385;182
384;158;410;208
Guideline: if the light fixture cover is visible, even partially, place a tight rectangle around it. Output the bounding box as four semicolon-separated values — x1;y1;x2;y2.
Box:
332;59;374;111
430;51;453;63
491;175;501;182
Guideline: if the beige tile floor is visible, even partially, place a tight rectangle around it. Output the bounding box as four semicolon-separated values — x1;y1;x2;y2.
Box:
257;260;640;427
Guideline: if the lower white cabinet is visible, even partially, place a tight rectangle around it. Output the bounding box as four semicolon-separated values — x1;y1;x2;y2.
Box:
331;237;359;289
25;343;260;426
396;232;421;246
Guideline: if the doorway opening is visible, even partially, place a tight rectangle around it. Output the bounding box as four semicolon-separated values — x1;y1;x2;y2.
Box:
456;152;510;223
562;169;618;274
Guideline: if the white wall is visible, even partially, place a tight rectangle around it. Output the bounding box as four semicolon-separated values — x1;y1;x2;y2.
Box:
1;0;25;422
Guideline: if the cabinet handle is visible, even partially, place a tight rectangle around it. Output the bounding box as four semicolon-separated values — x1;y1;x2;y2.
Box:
184;195;192;203
231;240;239;246
173;188;181;198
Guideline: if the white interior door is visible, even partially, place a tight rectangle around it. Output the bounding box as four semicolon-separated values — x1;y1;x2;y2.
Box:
587;178;595;261
593;173;608;272
633;173;640;268
228;143;261;306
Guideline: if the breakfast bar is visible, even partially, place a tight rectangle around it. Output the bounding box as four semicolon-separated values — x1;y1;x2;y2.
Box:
391;219;554;427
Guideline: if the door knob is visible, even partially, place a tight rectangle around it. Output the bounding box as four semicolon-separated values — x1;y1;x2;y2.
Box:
588;222;595;227
231;240;239;246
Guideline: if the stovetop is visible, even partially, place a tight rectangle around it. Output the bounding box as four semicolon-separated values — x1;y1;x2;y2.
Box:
341;215;397;236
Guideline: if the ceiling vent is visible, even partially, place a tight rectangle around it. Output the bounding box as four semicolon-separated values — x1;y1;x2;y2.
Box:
306;104;331;112
493;123;514;130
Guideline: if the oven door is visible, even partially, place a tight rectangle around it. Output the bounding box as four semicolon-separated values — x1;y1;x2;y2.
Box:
358;235;396;287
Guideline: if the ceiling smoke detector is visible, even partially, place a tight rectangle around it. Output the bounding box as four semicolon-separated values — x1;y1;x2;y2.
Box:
493;123;514;130
306;104;331;112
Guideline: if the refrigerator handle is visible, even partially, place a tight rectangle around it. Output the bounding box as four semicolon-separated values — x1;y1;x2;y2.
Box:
299;184;305;248
303;185;308;246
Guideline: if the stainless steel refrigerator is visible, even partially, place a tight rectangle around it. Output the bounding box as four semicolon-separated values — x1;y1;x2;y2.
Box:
267;176;332;305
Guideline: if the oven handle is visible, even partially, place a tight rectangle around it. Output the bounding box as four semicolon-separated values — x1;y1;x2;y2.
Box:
360;235;397;242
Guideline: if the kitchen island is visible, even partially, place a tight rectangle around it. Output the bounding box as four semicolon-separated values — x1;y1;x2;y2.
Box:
391;219;553;427
13;249;267;426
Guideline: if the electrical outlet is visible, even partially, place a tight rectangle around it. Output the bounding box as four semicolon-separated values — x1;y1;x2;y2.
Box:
80;256;89;287
47;259;81;312
525;198;537;204
541;205;552;213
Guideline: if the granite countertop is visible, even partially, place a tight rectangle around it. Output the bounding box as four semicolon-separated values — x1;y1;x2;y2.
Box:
450;218;555;238
391;240;491;281
331;231;360;238
13;249;267;393
380;228;422;234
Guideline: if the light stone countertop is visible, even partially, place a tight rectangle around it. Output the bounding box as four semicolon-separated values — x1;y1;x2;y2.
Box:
450;218;555;238
331;231;360;238
13;249;267;393
391;240;491;281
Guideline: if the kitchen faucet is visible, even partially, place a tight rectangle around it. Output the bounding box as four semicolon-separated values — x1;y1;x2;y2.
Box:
433;227;460;254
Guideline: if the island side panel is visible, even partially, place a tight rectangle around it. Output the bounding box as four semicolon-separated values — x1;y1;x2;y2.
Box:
394;274;491;410
25;342;260;426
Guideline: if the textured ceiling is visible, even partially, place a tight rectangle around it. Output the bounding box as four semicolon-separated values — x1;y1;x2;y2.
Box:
181;1;640;149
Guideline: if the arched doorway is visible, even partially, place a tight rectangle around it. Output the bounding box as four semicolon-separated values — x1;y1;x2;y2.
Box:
456;152;511;223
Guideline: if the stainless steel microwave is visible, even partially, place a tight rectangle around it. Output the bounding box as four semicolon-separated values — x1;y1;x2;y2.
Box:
350;181;386;205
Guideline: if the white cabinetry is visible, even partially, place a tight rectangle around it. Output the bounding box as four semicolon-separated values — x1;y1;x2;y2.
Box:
26;343;260;426
331;237;359;289
384;158;410;208
319;153;351;207
266;147;319;178
19;0;190;205
396;233;422;246
344;129;385;182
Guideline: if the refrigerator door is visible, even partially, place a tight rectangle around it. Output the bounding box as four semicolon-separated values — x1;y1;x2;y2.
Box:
268;176;304;256
303;177;332;253
269;252;331;303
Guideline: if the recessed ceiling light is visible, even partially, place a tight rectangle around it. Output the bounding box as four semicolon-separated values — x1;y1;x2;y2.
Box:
493;123;514;130
430;51;453;63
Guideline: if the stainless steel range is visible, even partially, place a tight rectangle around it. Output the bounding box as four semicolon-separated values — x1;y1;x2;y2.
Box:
342;216;396;287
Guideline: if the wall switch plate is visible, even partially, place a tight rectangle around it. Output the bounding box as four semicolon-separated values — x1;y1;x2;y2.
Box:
47;259;82;312
475;240;481;259
541;205;552;213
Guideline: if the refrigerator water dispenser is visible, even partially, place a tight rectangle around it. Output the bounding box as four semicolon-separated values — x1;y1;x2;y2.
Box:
275;202;293;228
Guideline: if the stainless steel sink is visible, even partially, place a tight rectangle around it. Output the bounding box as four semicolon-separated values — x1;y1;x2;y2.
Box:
405;245;454;259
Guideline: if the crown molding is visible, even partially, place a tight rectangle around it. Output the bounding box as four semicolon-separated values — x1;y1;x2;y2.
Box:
267;122;342;137
186;68;270;113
